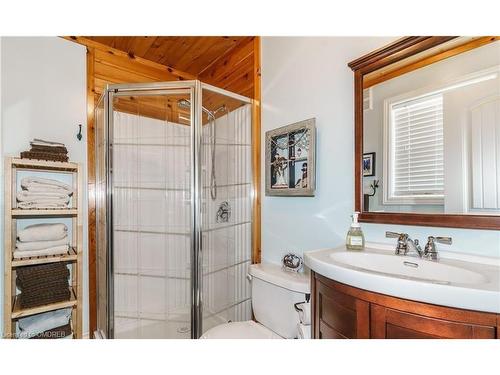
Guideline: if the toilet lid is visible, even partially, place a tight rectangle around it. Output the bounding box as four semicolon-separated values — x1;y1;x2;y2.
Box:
201;321;282;339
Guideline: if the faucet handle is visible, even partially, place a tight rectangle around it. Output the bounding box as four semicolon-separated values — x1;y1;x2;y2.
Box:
386;231;402;238
435;236;452;245
424;236;451;261
386;232;409;255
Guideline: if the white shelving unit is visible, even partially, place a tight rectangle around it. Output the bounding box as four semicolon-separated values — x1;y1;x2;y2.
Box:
3;157;83;338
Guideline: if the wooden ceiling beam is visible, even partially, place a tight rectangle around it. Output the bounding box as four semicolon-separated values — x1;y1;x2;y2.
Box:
63;36;196;81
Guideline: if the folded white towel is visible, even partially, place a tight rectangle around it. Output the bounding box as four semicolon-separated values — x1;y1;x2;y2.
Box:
297;323;311;339
21;176;73;194
295;302;311;325
13;245;69;259
17;201;69;209
31;138;66;147
23;183;73;195
18;223;68;242
24;184;72;194
17;190;70;202
16;236;69;251
18;308;72;338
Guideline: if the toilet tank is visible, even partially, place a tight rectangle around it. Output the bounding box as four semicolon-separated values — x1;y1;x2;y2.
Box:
249;263;310;338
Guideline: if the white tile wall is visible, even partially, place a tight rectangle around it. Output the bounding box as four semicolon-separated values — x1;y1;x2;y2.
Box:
201;104;253;323
112;112;191;336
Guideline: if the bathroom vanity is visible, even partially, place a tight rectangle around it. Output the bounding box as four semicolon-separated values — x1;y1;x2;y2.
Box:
305;245;500;339
311;272;499;339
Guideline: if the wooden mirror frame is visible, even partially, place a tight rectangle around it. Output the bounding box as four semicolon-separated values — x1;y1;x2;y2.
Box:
348;36;500;230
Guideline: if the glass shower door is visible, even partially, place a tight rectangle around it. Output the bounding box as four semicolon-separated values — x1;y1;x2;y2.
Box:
98;88;195;338
199;86;253;335
95;81;254;338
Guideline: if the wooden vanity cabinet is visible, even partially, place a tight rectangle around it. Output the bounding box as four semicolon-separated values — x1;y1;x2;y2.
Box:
312;272;500;339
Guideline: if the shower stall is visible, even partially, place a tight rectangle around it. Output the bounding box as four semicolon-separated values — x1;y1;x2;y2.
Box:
95;81;254;338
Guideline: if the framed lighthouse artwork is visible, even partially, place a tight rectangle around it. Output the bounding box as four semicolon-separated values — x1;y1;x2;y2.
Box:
265;118;316;196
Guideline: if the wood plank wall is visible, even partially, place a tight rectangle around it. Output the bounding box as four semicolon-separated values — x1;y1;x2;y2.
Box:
64;36;261;336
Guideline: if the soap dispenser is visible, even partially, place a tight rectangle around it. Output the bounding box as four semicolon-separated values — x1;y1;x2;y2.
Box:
346;212;365;250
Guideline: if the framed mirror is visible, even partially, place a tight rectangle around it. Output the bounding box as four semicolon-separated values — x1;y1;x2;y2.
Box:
349;36;500;229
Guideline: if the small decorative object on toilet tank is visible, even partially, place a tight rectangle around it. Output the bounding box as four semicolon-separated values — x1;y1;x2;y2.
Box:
282;253;304;272
346;212;365;250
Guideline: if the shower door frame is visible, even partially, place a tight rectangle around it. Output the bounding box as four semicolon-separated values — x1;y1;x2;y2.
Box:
98;80;253;339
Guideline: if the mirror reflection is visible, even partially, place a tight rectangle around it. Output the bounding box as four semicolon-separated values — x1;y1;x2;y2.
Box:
363;39;500;214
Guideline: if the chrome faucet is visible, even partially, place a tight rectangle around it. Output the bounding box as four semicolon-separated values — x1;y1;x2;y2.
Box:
385;232;423;257
385;232;452;261
407;238;424;258
423;236;452;261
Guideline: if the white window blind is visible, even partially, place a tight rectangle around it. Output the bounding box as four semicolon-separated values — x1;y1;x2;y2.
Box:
363;88;372;111
389;93;444;201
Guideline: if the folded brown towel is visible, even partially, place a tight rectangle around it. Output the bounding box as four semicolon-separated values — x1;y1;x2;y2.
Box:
17;268;69;282
16;262;69;282
29;145;68;154
20;287;70;301
29;322;72;339
20;151;69;162
19;289;71;308
16;263;71;308
19;290;71;308
16;269;69;286
17;262;67;274
17;279;69;294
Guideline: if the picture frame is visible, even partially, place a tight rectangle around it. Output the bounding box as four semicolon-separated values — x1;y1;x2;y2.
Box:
363;152;376;177
265;118;316;196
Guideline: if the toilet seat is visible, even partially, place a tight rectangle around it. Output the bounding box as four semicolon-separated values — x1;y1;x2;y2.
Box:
201;320;282;339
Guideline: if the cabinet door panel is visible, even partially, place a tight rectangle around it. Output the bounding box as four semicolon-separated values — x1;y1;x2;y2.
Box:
371;304;496;339
316;280;369;338
386;323;440;339
319;321;348;339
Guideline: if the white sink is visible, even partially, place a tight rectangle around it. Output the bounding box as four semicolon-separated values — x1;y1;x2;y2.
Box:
304;244;500;313
329;251;487;285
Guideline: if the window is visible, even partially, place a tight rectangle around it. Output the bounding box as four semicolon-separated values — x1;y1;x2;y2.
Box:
363;87;373;111
384;93;444;205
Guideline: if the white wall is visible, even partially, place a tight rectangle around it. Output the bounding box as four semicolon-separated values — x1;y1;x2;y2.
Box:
261;37;500;265
0;37;88;336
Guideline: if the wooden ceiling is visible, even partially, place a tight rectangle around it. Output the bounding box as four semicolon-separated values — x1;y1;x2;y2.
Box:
67;35;259;123
84;36;253;76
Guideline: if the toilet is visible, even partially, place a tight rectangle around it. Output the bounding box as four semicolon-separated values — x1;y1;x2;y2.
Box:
201;262;310;339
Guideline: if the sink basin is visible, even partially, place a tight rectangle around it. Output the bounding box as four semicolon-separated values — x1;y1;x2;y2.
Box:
304;244;500;313
329;251;487;285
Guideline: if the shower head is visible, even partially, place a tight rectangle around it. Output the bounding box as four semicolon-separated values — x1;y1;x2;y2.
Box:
177;98;191;110
213;104;227;115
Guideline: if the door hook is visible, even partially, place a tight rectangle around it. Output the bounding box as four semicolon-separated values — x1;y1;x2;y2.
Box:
77;124;82;141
